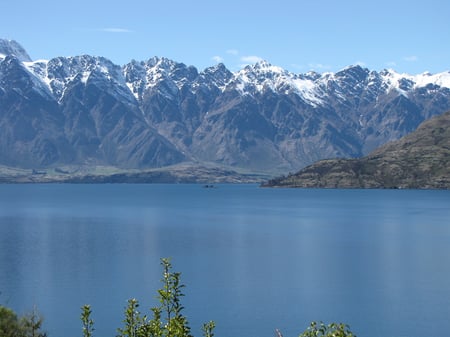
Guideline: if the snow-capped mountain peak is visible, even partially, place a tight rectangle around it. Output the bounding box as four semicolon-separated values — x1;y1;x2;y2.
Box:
232;60;323;105
18;54;136;106
123;56;203;102
195;63;233;91
413;70;450;89
0;39;32;62
2;38;450;175
248;60;286;74
378;68;450;97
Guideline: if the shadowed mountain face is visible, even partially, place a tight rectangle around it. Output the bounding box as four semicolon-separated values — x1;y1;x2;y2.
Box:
263;111;450;189
1;39;450;173
0;56;72;167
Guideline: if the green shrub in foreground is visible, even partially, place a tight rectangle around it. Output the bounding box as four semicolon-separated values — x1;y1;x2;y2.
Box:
82;257;214;337
0;305;47;337
298;321;355;337
1;258;356;337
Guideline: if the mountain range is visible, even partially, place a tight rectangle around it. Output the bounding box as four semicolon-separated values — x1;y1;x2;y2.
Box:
1;38;450;180
262;111;450;189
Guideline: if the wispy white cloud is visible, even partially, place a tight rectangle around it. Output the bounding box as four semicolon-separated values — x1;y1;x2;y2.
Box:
404;55;418;62
307;63;332;71
216;50;266;70
212;55;224;63
99;28;134;33
241;55;264;64
226;49;239;56
290;63;304;71
386;61;397;68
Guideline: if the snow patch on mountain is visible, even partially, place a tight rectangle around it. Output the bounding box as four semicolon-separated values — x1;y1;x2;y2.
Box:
4;38;450;120
23;55;137;104
233;60;324;105
195;63;233;92
413;71;450;88
291;78;323;106
2;58;54;100
123;57;199;101
23;59;51;89
380;69;450;96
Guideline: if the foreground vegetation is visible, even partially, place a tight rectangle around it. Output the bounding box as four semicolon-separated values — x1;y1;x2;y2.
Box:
1;258;355;337
0;305;47;337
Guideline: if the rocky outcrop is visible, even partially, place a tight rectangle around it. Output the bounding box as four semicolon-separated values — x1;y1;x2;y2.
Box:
262;111;450;189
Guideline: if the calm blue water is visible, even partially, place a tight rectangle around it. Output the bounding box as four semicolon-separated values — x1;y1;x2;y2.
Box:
0;184;449;337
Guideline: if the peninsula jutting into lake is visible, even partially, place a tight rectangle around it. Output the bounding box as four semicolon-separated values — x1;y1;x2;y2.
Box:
263;111;450;189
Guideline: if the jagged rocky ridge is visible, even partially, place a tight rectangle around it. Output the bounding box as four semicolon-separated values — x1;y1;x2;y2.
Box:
262;111;450;189
1;39;450;175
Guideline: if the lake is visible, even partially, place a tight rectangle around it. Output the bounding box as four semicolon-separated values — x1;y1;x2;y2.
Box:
0;184;449;337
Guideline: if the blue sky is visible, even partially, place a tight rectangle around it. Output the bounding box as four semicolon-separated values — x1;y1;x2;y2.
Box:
2;0;449;74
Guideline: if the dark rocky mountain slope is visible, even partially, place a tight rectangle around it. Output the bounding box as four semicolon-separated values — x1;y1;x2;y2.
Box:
262;111;450;189
1;38;450;178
